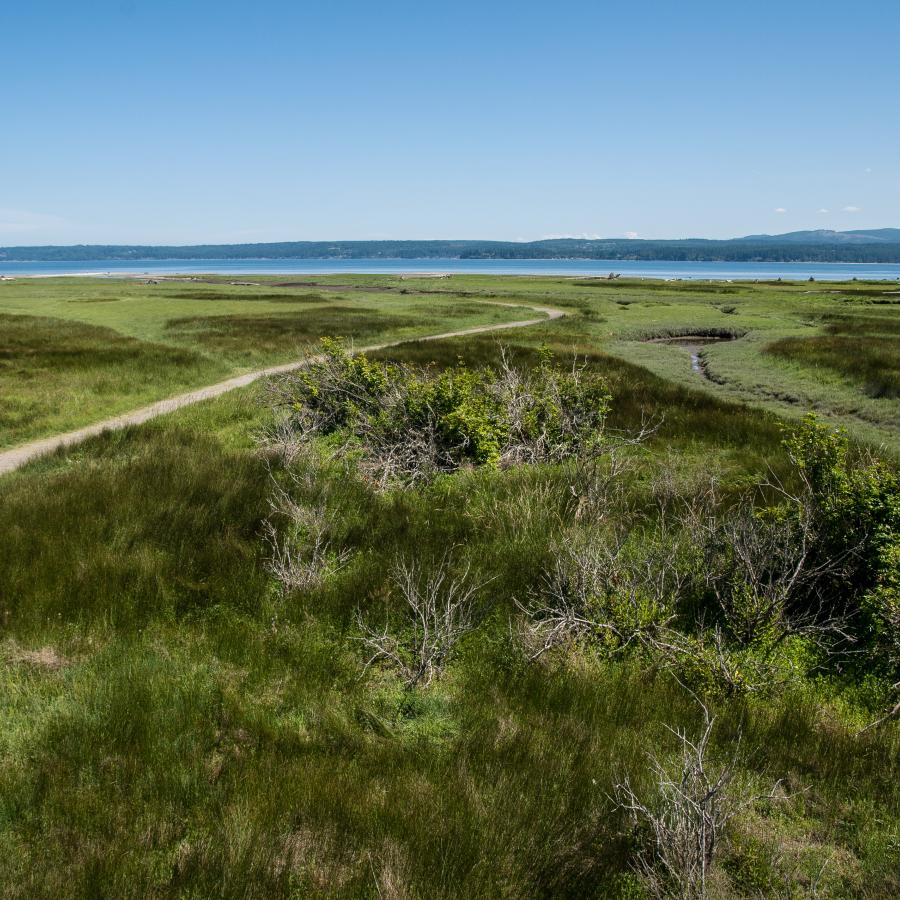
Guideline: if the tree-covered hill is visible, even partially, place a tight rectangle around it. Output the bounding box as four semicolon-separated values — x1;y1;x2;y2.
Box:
3;233;900;263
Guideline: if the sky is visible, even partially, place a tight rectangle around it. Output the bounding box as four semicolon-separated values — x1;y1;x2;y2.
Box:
2;0;899;245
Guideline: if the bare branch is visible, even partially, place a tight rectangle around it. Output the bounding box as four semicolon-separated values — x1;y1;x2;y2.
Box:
613;706;742;899
263;471;351;593
357;555;488;688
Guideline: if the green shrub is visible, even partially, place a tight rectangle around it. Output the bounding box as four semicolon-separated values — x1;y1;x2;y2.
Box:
518;415;899;699
782;415;899;676
268;339;612;487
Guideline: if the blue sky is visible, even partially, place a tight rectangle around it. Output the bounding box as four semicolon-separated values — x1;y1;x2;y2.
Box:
2;0;898;244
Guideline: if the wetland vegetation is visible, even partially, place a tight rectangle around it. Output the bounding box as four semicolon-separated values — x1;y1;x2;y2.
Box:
0;274;897;898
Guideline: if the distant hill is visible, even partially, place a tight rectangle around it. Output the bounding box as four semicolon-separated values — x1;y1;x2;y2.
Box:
739;229;900;245
2;231;900;263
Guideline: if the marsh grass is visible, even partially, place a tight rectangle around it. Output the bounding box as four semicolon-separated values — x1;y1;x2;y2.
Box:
0;423;271;631
3;274;898;448
0;313;226;446
824;314;900;336
163;307;420;359
767;333;900;399
573;279;743;295
0;282;528;443
0;278;898;897
167;290;334;303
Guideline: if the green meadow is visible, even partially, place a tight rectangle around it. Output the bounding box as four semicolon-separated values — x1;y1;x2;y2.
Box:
4;273;897;450
0;277;526;446
0;275;897;898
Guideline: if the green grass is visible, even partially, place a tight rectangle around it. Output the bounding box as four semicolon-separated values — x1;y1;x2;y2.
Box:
764;312;900;401
767;333;900;399
0;388;896;898
0;275;898;897
0;313;227;446
2;274;898;450
163;306;420;360
0;278;528;446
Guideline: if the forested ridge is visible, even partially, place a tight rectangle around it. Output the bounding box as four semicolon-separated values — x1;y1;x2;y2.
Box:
4;237;900;263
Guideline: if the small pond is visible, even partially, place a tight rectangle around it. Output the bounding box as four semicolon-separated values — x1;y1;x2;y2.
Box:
644;334;739;373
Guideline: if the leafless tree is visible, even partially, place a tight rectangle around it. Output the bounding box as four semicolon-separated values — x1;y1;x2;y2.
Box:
264;473;350;593
357;556;486;688
515;530;688;661
262;413;312;468
613;705;743;900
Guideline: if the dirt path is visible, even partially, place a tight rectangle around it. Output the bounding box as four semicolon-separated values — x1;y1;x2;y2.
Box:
0;301;564;476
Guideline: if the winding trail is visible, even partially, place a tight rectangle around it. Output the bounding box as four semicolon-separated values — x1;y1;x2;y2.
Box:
0;301;564;476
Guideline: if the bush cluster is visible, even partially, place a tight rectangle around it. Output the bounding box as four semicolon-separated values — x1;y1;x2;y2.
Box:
267;347;898;708
260;360;899;895
523;415;899;697
781;416;899;676
269;339;612;487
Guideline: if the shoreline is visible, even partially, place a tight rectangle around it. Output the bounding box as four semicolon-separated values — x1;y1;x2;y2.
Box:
3;258;900;282
3;271;900;283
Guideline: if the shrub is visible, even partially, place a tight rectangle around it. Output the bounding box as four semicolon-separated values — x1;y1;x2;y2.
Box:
515;529;687;661
267;339;612;488
780;415;899;674
614;705;751;900
357;555;485;688
680;416;898;682
263;475;351;594
519;415;899;700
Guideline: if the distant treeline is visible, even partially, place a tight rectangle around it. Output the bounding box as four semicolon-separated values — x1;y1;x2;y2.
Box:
4;239;900;263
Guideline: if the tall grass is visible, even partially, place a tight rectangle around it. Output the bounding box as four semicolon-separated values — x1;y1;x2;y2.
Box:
1;275;899;896
0;366;897;897
767;333;900;398
0;314;225;446
163;307;419;361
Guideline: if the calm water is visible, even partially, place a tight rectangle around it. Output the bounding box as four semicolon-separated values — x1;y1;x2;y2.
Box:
2;257;900;281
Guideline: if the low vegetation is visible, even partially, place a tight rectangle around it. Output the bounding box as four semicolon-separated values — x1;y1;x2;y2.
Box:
0;312;224;446
266;339;615;487
767;331;900;399
0;275;897;898
3;273;899;450
0;277;527;445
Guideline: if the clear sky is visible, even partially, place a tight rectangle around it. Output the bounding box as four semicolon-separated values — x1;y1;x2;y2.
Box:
2;0;898;245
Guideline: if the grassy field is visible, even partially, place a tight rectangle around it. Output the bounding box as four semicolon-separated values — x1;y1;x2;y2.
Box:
2;274;899;452
0;275;897;898
766;313;900;400
0;277;528;446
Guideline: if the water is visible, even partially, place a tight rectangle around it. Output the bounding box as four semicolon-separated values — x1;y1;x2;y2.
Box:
2;257;900;281
649;335;738;374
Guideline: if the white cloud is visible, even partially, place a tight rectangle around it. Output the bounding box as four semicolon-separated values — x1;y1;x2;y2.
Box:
774;207;787;214
817;208;829;214
0;208;67;235
624;231;639;239
842;205;862;213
